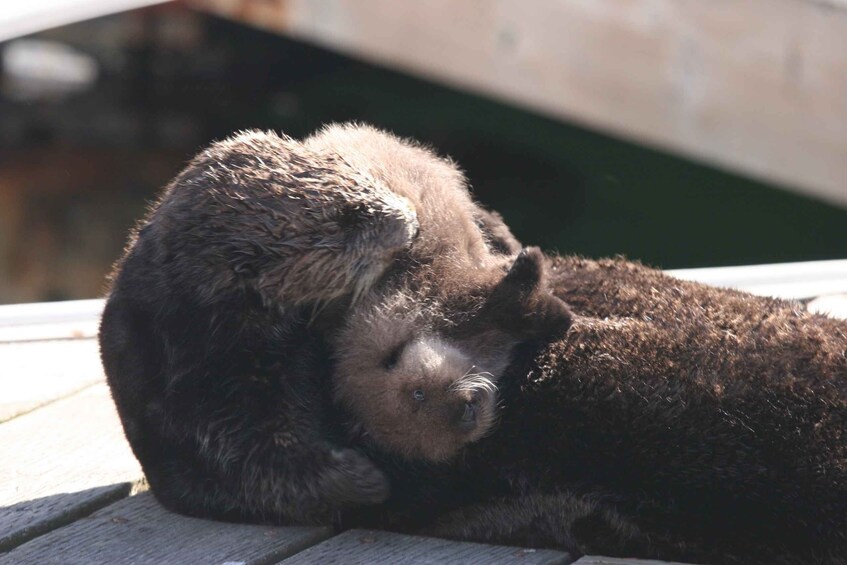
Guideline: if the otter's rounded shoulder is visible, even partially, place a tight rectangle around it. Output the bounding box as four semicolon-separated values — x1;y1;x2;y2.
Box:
202;129;295;158
304;122;454;177
162;129;364;208
184;130;308;175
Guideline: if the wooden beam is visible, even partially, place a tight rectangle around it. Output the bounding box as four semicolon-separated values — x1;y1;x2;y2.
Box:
574;557;693;565
190;0;847;208
3;492;332;564
0;0;171;42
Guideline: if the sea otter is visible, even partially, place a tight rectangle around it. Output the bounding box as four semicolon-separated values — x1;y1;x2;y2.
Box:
350;256;847;565
332;246;571;462
99;123;569;525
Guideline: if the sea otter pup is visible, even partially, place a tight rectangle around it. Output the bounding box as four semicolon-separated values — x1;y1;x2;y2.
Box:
99;123;568;525
332;246;572;462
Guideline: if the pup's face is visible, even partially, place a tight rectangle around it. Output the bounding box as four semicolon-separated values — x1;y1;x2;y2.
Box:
374;335;498;461
333;293;498;462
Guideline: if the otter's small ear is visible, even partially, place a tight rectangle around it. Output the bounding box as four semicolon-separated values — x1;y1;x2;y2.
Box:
501;247;546;295
486;246;573;340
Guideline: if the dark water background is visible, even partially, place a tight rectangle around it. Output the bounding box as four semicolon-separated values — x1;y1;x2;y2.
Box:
0;5;844;304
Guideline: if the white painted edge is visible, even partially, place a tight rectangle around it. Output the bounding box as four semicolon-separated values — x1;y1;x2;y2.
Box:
0;299;104;342
667;259;847;299
0;0;171;43
0;298;104;327
0;320;101;342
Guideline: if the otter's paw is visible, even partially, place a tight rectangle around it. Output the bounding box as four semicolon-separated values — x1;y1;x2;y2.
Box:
497;246;573;338
342;194;419;256
503;247;546;294
320;448;390;505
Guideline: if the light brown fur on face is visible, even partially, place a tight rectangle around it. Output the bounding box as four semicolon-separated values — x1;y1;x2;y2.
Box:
332;247;573;463
332;289;503;462
308;125;573;463
302;123;521;462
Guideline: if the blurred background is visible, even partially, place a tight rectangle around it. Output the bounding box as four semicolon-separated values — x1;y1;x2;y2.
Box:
0;0;845;304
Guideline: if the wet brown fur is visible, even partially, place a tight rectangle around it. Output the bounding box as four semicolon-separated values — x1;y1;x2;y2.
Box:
141;128;422;309
99;123;570;525
333;247;572;462
98;122;847;563
301;124;571;463
100;127;428;524
409;256;847;564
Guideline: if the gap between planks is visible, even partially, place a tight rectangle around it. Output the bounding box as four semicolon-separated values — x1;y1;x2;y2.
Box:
0;385;142;551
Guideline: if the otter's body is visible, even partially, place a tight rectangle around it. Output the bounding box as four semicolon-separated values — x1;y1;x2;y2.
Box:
100;128;420;523
402;257;847;564
332;247;572;462
99;124;551;524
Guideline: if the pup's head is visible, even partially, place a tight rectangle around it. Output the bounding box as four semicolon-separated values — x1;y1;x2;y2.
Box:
333;293;498;462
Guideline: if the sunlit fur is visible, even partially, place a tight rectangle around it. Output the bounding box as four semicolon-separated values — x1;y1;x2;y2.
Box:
301;124;570;463
99;122;560;525
332;289;504;462
305;123;500;279
402;256;847;564
332;246;572;462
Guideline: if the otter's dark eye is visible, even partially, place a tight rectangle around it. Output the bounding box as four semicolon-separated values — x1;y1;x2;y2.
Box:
383;342;405;370
413;389;426;402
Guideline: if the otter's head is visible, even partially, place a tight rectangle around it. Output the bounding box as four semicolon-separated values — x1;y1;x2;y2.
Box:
333;293;498;462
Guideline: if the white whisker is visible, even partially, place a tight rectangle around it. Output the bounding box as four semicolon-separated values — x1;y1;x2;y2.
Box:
449;370;498;395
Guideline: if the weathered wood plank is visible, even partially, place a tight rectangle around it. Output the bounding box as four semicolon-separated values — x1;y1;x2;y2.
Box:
0;338;103;422
667;259;847;300
0;298;103;342
280;529;572;565
0;492;332;565
0;0;169;42
191;0;847;209
0;385;142;551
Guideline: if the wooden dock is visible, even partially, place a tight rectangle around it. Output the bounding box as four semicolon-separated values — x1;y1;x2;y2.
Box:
1;260;845;564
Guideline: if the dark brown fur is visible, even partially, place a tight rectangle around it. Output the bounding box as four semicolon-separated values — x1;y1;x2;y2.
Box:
301;124;572;463
100;128;420;524
98;124;568;524
403;256;847;564
100;122;847;563
333;247;572;462
425;491;651;558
